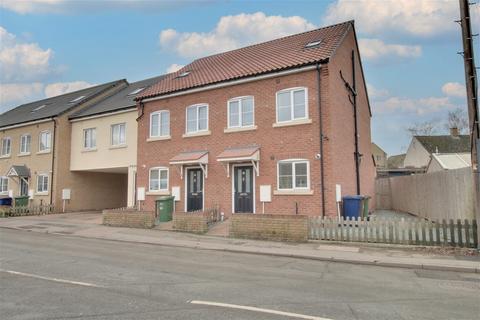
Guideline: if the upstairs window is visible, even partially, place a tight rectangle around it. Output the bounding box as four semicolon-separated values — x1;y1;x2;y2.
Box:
186;104;208;134
228;96;254;128
111;123;126;146
276;87;308;123
149;167;168;191
1;137;11;157
277;160;310;190
0;176;8;194
83;128;96;150
37;174;49;193
39;131;51;152
20;134;31;154
150;111;170;138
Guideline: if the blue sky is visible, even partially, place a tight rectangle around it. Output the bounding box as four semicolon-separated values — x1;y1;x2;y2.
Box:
0;0;478;155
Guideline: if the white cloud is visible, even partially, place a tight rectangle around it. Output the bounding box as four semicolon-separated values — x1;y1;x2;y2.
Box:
166;63;184;73
441;82;466;98
159;12;316;59
323;0;459;39
0;83;44;107
44;81;94;98
375;96;456;115
367;83;389;99
0;26;54;82
359;38;421;62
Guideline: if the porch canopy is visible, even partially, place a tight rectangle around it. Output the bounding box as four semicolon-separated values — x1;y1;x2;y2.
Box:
169;150;208;179
217;146;260;177
7;165;30;177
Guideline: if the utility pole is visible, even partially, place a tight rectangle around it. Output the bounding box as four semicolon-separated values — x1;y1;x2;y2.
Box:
458;0;479;248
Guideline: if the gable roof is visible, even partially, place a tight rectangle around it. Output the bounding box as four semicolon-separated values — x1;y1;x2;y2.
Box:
137;21;353;100
415;135;470;154
0;80;126;129
387;154;406;169
69;75;167;119
430;153;471;170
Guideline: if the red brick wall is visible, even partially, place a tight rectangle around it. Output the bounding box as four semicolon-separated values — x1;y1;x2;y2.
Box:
137;71;324;217
324;27;376;215
137;28;375;218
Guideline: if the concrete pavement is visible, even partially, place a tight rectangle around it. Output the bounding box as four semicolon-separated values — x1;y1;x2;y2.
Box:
0;212;479;273
1;228;480;320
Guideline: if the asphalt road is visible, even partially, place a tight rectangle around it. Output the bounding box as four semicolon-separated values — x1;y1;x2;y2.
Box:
1;229;479;320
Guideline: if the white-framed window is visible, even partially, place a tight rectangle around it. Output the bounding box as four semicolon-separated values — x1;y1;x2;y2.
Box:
150;111;170;138
39;131;51;152
111;123;126;146
277;159;310;190
1;137;11;156
228;96;254;128
83;128;96;150
276;87;308;123
186;104;208;134
37;174;49;193
0;176;8;194
149;167;169;191
20;134;31;154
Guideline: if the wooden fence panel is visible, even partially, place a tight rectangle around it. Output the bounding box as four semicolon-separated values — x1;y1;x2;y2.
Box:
308;216;478;248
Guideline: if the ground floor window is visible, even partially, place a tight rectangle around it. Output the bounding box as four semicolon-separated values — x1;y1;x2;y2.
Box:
37;174;49;193
277;160;309;190
0;177;8;193
149;167;168;191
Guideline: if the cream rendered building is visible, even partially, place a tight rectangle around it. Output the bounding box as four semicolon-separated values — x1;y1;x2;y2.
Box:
69;76;165;209
0;80;126;209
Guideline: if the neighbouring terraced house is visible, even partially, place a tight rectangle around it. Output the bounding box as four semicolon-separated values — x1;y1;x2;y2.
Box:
0;80;126;209
68;76;165;210
134;21;376;217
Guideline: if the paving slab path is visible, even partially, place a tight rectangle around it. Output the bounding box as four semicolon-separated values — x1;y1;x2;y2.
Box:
0;212;479;273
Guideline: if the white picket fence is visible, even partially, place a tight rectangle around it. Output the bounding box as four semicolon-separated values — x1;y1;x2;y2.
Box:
309;216;478;248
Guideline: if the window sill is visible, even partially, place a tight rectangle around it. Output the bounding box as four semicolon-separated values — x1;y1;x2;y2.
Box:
147;136;171;142
109;144;128;150
273;189;314;196
17;153;31;157
82;148;97;153
0;155;11;159
224;125;257;133
146;190;170;196
272;118;312;128
36;150;51;155
182;130;211;138
35;192;49;196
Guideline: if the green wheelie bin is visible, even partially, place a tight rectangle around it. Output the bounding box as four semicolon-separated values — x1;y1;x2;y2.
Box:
155;196;175;223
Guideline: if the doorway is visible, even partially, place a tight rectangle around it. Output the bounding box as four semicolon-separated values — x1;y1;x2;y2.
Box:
186;168;203;212
233;166;254;213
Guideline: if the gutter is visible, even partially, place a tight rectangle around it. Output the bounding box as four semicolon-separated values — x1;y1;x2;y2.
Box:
316;63;326;218
69;107;136;122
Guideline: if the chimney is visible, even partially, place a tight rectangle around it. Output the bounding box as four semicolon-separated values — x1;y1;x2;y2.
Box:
450;127;459;137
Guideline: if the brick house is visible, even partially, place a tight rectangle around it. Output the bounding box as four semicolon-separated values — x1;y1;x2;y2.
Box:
135;20;375;217
0;80;126;209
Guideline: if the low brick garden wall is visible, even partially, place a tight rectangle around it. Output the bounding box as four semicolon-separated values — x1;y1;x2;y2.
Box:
173;212;208;234
103;208;155;229
230;214;308;242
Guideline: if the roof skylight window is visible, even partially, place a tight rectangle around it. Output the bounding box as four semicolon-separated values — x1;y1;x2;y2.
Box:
305;40;322;48
31;104;47;113
69;95;86;103
128;87;145;96
176;71;191;78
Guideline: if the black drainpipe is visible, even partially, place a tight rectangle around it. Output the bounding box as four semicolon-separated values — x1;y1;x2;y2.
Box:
50;118;56;206
316;63;326;218
136;101;145;121
351;50;361;195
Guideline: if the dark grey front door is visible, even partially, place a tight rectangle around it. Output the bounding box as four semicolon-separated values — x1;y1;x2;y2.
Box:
234;166;253;213
187;168;203;212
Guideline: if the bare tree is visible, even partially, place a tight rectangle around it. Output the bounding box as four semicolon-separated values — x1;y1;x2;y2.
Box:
406;120;438;136
445;108;469;134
